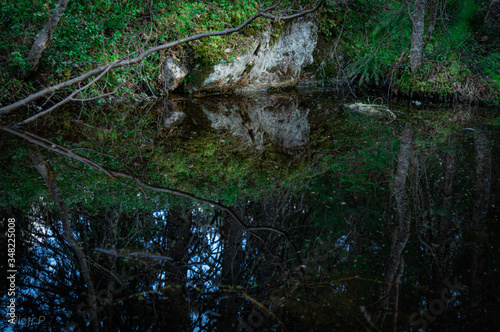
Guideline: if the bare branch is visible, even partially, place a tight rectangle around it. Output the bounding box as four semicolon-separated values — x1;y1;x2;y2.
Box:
14;59;122;127
94;248;174;261
263;0;325;20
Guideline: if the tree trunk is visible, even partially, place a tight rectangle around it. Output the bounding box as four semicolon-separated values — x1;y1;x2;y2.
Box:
162;207;192;329
425;0;439;47
28;144;99;331
27;0;69;70
410;0;427;72
217;210;244;331
470;130;491;313
376;126;414;328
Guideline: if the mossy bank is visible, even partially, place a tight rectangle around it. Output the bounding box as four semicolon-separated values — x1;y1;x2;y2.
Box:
1;0;498;105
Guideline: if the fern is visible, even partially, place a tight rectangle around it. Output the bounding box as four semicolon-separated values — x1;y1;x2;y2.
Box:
346;4;411;85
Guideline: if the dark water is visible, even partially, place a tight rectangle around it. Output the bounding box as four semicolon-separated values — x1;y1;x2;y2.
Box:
1;89;499;331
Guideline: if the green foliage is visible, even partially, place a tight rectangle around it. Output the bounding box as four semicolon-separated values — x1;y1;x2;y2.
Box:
346;5;410;85
347;53;386;85
0;139;43;210
314;0;498;102
393;55;498;102
317;4;341;38
158;1;273;65
1;0;498;104
478;53;500;90
491;113;500;126
0;0;281;103
8;51;30;72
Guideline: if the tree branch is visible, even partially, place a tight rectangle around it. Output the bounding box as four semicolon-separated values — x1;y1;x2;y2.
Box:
15;59;123;127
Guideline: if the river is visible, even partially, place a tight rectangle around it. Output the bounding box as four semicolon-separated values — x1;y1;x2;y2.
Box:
0;89;498;331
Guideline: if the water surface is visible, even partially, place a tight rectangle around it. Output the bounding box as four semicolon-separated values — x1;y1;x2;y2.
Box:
1;89;499;331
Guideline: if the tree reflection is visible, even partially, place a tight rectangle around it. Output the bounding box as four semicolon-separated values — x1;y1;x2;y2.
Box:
1;95;498;331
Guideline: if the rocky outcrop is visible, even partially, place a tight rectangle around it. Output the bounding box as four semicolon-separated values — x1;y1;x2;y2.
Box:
241;20;318;91
202;20;318;92
170;19;318;93
200;21;318;91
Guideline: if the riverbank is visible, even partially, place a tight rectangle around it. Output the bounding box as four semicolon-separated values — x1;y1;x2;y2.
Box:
1;0;498;106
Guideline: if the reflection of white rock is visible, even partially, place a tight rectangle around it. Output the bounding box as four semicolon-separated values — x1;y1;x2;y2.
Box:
202;20;318;92
163;99;186;128
202;95;310;154
164;58;187;91
255;105;310;152
204;104;263;148
164;112;186;129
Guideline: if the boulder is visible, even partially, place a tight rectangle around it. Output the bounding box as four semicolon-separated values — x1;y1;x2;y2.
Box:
201;19;318;92
164;58;188;91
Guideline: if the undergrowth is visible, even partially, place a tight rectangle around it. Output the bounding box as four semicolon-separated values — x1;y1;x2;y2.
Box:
0;0;283;105
1;0;498;105
315;0;499;103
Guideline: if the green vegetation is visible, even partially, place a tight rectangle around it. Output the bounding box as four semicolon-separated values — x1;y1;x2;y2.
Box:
315;0;499;103
0;0;282;103
0;0;498;104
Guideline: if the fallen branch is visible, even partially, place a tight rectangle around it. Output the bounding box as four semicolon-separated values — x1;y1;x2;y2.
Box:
344;102;397;121
14;58;123;127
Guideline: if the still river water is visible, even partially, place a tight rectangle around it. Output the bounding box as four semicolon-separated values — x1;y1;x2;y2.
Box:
1;89;499;331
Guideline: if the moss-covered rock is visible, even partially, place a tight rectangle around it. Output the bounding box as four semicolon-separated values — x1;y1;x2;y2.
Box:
183;19;318;93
